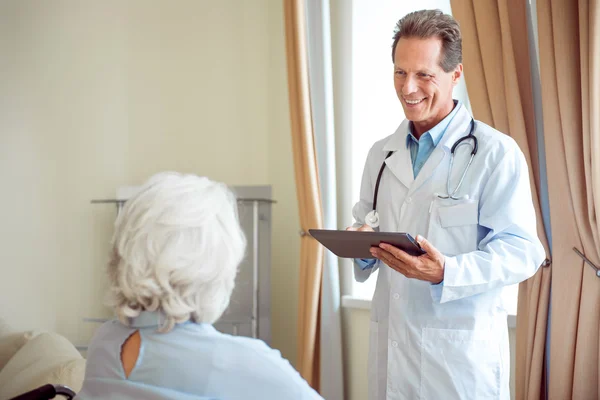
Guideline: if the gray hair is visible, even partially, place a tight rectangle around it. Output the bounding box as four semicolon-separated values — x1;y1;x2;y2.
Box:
391;9;462;72
106;172;246;332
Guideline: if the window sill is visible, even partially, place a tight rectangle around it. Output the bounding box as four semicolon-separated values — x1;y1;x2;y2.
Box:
342;295;517;329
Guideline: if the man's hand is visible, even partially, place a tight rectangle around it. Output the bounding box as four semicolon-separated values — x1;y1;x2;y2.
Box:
346;224;374;232
369;235;445;284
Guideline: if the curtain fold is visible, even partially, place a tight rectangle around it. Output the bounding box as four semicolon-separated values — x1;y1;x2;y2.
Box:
449;1;552;399
536;0;600;398
304;0;345;398
283;0;324;391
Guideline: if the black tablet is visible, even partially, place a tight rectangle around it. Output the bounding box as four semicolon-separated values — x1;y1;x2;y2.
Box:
308;229;426;259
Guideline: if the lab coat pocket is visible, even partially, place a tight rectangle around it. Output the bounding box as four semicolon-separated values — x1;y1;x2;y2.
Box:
438;201;478;227
368;321;379;400
429;200;479;256
420;327;500;400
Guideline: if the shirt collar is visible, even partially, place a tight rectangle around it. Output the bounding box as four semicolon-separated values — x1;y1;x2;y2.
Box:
129;310;170;328
405;99;461;148
128;310;207;330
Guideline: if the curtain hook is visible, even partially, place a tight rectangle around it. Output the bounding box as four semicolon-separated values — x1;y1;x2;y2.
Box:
573;247;600;278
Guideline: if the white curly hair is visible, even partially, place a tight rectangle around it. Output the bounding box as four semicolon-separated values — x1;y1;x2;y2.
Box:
106;172;246;332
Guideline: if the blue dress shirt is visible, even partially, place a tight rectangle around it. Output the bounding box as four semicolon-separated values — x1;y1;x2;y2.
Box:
356;101;461;271
406;101;461;177
76;311;322;400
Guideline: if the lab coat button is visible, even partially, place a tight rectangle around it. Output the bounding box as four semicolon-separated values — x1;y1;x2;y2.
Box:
393;293;400;300
391;340;398;348
406;197;412;204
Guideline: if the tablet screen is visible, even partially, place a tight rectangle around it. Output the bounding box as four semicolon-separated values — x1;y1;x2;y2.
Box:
309;229;426;259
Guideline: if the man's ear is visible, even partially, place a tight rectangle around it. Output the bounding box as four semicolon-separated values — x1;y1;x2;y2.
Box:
452;64;463;86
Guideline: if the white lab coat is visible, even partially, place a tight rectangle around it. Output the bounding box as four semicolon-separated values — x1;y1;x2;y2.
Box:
352;103;545;400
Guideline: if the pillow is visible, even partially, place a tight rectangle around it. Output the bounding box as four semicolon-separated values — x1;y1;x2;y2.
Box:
0;332;30;371
0;332;86;399
39;358;86;392
0;318;45;371
0;318;13;336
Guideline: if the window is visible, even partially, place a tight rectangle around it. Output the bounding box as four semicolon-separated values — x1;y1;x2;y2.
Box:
350;0;456;299
347;0;518;315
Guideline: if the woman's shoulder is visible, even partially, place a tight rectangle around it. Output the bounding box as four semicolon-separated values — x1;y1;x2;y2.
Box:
207;332;320;398
180;323;275;355
177;326;292;371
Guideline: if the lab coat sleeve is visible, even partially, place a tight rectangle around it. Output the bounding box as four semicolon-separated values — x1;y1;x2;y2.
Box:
430;146;546;303
352;145;380;282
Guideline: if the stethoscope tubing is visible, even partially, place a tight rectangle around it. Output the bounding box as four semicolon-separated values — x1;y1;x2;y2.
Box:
368;119;477;226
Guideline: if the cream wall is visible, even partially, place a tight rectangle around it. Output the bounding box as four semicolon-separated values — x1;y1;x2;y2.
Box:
0;0;299;366
267;0;300;367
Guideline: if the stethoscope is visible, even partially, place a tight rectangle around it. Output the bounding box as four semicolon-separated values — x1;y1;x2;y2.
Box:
365;119;478;228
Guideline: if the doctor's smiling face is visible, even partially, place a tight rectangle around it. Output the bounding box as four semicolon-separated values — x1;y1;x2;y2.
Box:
392;10;463;137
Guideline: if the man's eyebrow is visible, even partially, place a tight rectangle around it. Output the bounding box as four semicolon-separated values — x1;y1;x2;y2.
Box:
394;66;435;75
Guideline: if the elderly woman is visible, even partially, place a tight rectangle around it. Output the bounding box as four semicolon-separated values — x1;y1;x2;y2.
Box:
76;172;321;400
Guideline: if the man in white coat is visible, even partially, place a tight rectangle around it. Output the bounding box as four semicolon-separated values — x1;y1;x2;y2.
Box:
348;9;546;400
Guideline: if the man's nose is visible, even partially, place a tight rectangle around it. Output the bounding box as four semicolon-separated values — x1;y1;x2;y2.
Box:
402;75;417;95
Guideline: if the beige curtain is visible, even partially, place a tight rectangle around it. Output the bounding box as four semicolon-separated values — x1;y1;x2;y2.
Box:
537;0;600;398
283;0;325;391
450;1;552;399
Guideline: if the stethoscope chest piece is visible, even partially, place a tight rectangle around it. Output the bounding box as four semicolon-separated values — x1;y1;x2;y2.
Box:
365;210;380;228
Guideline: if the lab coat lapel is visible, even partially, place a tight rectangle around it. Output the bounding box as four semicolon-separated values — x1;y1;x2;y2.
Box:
382;120;414;189
437;104;473;152
411;104;473;193
410;146;447;192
